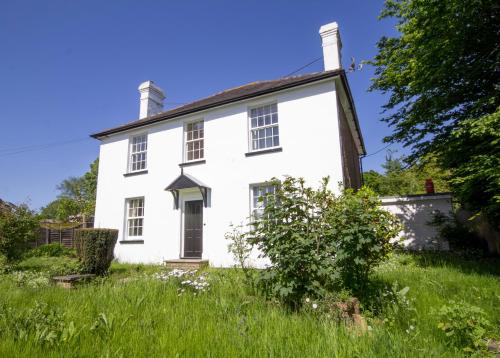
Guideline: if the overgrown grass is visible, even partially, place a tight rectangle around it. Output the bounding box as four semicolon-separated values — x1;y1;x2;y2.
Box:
0;253;498;357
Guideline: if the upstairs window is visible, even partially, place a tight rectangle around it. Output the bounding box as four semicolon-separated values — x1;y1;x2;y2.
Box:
249;103;279;151
129;134;147;172
126;197;144;237
185;120;204;161
250;184;276;218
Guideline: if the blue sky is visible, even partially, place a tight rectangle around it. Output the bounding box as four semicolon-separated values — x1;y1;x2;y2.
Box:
0;0;401;210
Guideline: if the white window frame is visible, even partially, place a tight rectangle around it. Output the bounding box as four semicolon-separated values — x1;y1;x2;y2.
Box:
184;119;204;162
128;134;148;173
249;183;276;219
125;197;145;238
248;103;279;152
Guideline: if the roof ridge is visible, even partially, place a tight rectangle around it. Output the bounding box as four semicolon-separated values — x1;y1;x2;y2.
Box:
91;70;343;138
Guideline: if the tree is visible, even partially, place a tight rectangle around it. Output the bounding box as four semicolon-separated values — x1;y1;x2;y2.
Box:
40;198;80;222
0;204;40;260
41;158;99;222
363;152;450;196
441;108;500;226
370;0;499;223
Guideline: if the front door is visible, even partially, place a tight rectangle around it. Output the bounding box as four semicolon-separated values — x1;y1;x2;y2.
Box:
183;200;203;258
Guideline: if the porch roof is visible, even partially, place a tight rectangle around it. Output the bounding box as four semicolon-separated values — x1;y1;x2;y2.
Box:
164;172;210;209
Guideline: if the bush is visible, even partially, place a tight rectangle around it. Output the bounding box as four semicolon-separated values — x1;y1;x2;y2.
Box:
15;256;81;276
74;229;118;275
437;301;492;353
249;177;401;309
431;211;486;253
327;186;402;292
24;243;75;258
11;271;51;289
0;204;40;260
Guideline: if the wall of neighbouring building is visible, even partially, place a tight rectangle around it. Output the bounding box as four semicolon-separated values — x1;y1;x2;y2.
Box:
380;193;453;250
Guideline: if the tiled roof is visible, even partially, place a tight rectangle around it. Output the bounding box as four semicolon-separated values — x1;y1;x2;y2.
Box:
91;70;345;139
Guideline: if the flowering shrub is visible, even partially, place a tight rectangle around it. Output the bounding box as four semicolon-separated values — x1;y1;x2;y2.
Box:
153;269;210;295
11;271;51;289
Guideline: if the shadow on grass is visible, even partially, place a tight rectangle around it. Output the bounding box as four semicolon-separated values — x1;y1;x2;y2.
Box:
407;251;500;276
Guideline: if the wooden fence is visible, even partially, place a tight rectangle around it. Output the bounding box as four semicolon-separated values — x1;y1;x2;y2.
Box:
34;218;94;248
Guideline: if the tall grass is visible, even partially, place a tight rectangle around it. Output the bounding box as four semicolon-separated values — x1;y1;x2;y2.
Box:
0;253;498;357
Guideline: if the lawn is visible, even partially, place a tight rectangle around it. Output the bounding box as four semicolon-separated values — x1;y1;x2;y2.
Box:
0;253;498;357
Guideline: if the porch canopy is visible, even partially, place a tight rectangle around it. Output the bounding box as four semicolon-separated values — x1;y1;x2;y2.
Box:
164;172;210;209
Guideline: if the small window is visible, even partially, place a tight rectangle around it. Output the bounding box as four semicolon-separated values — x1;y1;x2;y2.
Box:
129;134;147;172
126;198;144;237
249;103;279;151
185;120;204;161
250;184;275;218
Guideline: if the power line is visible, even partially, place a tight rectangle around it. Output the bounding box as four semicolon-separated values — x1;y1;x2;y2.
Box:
363;143;392;158
0;137;91;157
283;57;322;78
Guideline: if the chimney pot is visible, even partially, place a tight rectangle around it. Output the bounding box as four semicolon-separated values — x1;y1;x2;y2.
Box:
319;22;342;71
138;81;165;119
425;179;435;194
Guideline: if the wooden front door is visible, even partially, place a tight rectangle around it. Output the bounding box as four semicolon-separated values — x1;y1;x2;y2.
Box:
183;200;203;258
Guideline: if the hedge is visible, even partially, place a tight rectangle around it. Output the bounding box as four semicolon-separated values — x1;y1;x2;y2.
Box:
74;229;118;275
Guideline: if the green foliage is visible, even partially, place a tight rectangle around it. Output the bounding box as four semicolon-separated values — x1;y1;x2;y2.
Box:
24;243;75;258
327;186;402;292
0;253;498;356
431;211;486;253
41;158;99;221
363;152;450;196
379;282;416;332
0;254;9;274
249;177;401;308
10;271;51;289
0;302;79;347
0;204;40;260
437;301;492;353
440;108;500;228
370;0;498;160
39;198;80;222
74;229;118;275
370;0;499;228
15;256;81;276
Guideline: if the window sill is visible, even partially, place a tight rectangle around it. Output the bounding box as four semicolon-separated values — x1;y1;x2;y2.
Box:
123;170;148;177
179;160;206;167
245;147;282;157
119;240;144;244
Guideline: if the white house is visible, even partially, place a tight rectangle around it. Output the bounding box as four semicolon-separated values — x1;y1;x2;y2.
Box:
92;22;366;266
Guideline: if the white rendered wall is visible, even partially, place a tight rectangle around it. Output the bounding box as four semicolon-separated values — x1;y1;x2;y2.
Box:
380;194;453;250
94;79;344;266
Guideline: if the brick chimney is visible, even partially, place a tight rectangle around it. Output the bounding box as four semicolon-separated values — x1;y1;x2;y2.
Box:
138;81;165;119
319;22;342;71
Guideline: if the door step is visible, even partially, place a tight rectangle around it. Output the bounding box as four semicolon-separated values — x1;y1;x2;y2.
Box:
164;259;209;270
